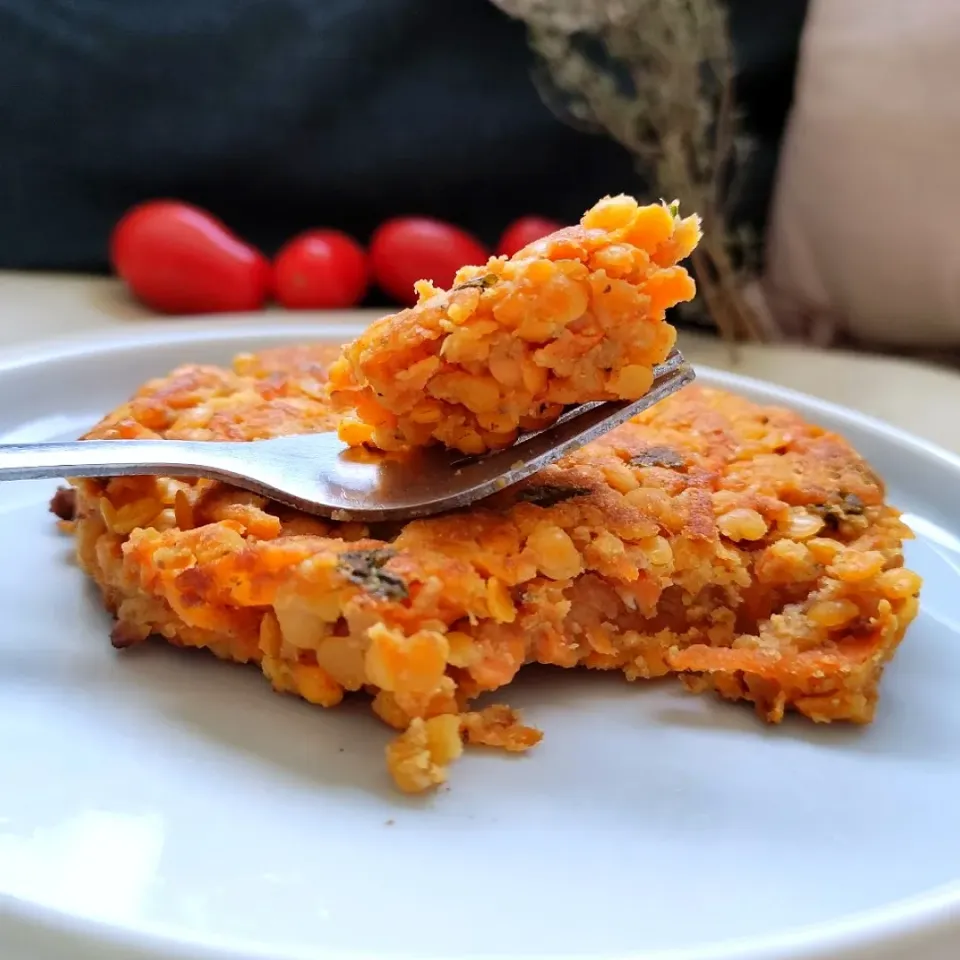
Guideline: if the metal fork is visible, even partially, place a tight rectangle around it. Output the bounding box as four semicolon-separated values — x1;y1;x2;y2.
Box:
0;350;693;522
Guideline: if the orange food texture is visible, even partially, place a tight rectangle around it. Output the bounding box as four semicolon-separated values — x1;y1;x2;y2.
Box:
327;195;701;454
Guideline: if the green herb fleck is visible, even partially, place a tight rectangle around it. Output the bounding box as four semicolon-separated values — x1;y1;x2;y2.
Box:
631;446;685;469
337;548;408;601
812;493;866;526
517;484;590;508
454;273;498;291
842;493;865;513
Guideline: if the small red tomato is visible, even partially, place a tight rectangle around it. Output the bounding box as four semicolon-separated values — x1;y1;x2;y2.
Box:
273;230;368;309
370;217;489;306
110;200;271;314
496;216;565;258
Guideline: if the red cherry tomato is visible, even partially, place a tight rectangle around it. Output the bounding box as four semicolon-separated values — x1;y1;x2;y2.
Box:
497;216;565;258
370;218;489;306
273;230;369;310
110;200;271;314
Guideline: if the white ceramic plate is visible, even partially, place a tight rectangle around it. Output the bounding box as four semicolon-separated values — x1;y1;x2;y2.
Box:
2;321;960;960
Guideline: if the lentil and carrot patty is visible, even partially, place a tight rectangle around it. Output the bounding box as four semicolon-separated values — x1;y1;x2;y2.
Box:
327;194;701;454
56;345;920;793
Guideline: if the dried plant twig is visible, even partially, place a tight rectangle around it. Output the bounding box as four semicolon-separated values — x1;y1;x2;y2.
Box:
492;0;768;343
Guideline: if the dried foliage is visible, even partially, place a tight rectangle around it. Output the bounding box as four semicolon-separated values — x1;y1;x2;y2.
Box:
493;0;768;342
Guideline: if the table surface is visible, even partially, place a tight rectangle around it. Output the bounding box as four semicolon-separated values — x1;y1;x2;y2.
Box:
2;269;959;452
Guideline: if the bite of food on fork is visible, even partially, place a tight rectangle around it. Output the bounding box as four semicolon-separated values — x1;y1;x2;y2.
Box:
327;194;701;454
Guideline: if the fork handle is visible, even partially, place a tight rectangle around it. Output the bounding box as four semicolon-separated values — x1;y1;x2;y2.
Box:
0;439;236;483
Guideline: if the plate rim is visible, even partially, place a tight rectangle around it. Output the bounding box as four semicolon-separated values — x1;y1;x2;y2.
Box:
1;318;958;960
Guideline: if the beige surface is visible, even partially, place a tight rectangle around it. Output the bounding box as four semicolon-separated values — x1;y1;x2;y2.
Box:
2;269;959;452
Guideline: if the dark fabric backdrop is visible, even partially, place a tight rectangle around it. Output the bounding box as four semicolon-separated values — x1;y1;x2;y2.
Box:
0;0;809;300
